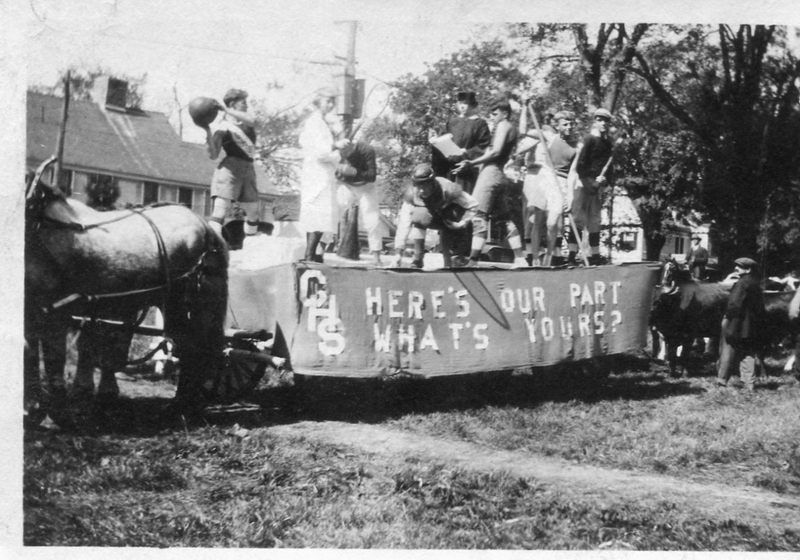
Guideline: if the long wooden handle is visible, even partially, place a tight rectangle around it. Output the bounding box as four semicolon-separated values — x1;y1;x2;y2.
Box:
527;104;589;267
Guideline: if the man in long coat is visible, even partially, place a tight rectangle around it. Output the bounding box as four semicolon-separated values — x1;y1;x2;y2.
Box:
717;257;765;391
298;88;350;262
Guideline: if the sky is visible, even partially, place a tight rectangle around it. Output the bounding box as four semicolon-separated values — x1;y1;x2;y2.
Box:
20;0;800;144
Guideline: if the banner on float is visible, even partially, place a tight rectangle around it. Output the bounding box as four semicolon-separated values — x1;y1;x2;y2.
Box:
226;262;660;378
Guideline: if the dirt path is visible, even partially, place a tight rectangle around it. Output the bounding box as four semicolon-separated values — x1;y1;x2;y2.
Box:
270;421;800;532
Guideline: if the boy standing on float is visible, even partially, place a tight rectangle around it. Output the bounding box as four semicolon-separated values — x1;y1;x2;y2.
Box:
570;108;614;265
453;98;527;268
204;89;262;241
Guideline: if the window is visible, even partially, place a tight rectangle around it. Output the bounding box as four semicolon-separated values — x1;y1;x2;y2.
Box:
143;182;159;205
192;189;208;215
178;187;193;208
117;179;140;207
71;172;91;203
675;236;685;254
618;231;638;252
161;185;178;203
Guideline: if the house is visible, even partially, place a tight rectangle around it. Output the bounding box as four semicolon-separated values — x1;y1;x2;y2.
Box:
26;76;278;222
602;186;714;264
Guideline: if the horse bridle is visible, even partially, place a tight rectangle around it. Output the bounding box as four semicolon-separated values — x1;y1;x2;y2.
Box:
26;157;204;317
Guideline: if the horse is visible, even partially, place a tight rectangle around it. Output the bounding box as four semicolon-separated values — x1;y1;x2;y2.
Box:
25;157;229;422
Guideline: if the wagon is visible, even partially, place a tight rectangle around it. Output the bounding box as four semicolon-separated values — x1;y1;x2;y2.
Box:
206;259;662;402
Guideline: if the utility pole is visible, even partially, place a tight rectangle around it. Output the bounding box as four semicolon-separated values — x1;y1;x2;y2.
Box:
54;70;70;194
336;20;361;261
340;20;358;135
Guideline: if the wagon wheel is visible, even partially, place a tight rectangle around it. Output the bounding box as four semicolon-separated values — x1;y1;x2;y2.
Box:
201;339;268;404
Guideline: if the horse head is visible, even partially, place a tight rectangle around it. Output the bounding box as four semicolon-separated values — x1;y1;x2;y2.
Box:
659;257;692;295
25;156;67;226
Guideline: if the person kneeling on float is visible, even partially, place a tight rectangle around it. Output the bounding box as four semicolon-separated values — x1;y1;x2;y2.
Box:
389;163;478;269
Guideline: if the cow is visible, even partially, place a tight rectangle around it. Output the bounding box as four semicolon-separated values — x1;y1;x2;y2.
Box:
650;259;730;377
650;259;799;378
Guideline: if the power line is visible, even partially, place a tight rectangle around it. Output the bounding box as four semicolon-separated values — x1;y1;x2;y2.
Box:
95;31;342;67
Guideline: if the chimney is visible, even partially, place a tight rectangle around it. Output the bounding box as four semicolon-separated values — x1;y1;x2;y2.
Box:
91;75;129;109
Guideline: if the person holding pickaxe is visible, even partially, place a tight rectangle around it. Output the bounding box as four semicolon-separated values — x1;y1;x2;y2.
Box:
569;108;616;266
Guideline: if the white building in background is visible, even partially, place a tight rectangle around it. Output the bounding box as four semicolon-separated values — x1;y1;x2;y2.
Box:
602;186;712;264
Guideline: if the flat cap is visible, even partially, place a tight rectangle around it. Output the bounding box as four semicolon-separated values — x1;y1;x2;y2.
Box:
593;108;613;120
412;163;436;183
735;257;757;269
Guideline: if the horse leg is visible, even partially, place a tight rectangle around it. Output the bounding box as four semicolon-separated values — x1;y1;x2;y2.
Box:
95;328;134;400
666;339;679;377
168;272;227;410
73;327;97;400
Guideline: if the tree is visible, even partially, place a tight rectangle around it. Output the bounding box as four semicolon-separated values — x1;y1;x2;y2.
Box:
629;25;800;269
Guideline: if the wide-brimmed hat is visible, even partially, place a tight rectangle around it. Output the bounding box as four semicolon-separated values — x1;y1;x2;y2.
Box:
456;91;478;106
412;163;436;184
734;257;757;269
593;108;613;120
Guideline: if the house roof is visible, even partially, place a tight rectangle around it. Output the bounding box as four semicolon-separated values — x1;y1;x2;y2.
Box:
26;91;278;195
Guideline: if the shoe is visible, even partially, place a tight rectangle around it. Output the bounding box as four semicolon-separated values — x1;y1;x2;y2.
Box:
513;257;529;269
411;258;424;269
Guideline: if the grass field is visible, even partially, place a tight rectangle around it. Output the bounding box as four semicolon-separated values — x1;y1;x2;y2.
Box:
22;352;800;550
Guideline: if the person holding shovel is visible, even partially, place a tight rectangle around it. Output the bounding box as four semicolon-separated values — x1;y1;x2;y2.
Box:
569;108;615;266
517;104;578;266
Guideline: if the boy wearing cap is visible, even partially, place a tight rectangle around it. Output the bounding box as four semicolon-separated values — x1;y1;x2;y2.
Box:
431;91;491;195
568;108;615;265
453;98;527;268
717;257;765;391
517;103;577;265
205;89;262;243
389;163;478;268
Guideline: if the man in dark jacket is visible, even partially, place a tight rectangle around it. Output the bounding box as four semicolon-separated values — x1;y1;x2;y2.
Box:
687;236;709;279
717;257;765;390
335;138;382;264
430;91;491;194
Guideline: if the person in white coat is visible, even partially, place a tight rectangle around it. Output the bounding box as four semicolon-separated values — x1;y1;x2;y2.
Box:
299;88;350;262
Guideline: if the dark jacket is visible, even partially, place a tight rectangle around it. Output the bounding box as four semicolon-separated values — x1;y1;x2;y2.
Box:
724;272;765;344
336;141;377;185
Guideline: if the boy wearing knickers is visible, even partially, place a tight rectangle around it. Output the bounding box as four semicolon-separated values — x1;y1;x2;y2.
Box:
204;89;261;243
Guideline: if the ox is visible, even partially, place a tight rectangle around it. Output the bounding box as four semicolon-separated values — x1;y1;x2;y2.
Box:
650;259;798;377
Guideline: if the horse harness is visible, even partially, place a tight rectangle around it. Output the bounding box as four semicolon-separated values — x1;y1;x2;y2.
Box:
26;179;211;337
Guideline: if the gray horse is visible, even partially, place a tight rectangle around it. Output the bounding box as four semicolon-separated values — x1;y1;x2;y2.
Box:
25;157;229;424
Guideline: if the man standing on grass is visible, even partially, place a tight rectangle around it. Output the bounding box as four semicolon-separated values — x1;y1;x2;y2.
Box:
687;236;709;280
453;98;527;268
717;257;765;391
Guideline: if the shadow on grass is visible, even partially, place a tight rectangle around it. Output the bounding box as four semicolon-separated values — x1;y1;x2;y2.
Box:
243;353;708;425
29;353;746;436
